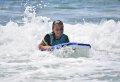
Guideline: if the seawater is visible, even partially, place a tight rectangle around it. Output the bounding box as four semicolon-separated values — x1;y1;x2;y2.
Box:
0;0;120;82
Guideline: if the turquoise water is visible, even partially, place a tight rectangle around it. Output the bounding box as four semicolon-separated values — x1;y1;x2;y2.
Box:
0;0;120;82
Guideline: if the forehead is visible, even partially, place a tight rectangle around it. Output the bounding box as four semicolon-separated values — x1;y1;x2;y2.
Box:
54;24;63;29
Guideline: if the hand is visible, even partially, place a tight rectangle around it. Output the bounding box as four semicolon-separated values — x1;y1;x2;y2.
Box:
45;46;53;51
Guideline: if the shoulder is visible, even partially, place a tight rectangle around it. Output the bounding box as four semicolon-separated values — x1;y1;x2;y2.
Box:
45;32;54;37
45;34;50;38
62;34;69;38
48;32;53;35
43;33;51;41
44;32;54;38
42;33;51;45
62;34;69;42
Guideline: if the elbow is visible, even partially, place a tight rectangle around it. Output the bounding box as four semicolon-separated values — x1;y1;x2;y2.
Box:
38;43;51;51
38;44;46;51
38;44;42;50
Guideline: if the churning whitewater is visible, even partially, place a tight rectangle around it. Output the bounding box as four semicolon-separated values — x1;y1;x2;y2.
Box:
0;2;120;82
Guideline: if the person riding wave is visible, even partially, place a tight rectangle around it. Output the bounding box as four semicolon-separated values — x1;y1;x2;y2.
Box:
38;20;69;51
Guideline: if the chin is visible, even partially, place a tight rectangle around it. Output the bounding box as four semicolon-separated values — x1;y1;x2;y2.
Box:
56;35;61;37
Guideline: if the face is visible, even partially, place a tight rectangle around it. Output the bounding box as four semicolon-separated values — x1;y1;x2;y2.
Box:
53;24;64;38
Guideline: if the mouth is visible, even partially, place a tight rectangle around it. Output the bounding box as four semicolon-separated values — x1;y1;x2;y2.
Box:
57;31;62;35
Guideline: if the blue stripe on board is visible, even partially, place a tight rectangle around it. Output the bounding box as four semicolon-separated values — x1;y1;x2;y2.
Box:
51;42;91;49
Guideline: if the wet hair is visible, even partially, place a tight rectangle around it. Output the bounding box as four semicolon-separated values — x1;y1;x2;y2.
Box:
52;20;64;30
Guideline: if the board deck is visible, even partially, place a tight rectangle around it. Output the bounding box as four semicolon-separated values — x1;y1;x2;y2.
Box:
51;42;91;58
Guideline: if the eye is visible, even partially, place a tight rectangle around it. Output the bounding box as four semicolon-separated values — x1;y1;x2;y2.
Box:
55;29;63;31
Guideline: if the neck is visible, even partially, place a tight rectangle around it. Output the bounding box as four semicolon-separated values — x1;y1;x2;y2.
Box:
52;32;60;39
55;35;61;39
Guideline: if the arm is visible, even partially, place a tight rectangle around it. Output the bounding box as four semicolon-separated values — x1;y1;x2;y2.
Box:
38;34;51;51
38;41;51;51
